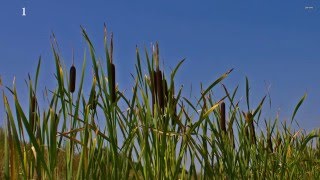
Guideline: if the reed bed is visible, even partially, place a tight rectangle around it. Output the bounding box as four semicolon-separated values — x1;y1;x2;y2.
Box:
1;26;320;179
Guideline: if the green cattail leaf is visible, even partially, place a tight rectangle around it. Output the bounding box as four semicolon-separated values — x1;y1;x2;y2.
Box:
170;59;185;81
3;92;27;177
34;56;41;93
252;95;266;118
198;69;233;105
291;93;307;123
299;133;319;151
13;92;52;178
203;102;221;121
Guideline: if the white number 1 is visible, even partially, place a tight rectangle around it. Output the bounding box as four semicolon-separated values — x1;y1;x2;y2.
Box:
22;7;26;16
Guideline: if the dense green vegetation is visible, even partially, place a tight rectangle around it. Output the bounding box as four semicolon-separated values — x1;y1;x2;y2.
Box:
1;26;320;179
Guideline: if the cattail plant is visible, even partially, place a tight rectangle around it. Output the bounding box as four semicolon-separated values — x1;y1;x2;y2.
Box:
69;50;76;93
108;32;116;104
154;43;164;112
2;26;320;179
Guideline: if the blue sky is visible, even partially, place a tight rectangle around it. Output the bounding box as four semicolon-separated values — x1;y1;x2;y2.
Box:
1;1;320;130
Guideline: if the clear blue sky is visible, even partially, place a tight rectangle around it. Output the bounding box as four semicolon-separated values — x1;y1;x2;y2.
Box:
1;1;320;130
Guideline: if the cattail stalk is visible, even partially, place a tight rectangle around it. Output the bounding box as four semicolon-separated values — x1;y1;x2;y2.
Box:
111;63;116;103
109;33;116;103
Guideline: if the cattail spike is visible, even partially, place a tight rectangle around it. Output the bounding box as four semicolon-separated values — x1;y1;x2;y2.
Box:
220;102;227;133
69;65;76;93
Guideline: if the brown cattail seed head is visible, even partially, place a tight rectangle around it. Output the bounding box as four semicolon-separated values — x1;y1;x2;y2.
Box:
220;102;227;133
69;65;76;93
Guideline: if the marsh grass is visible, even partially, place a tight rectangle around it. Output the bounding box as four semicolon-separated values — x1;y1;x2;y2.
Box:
1;26;320;179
